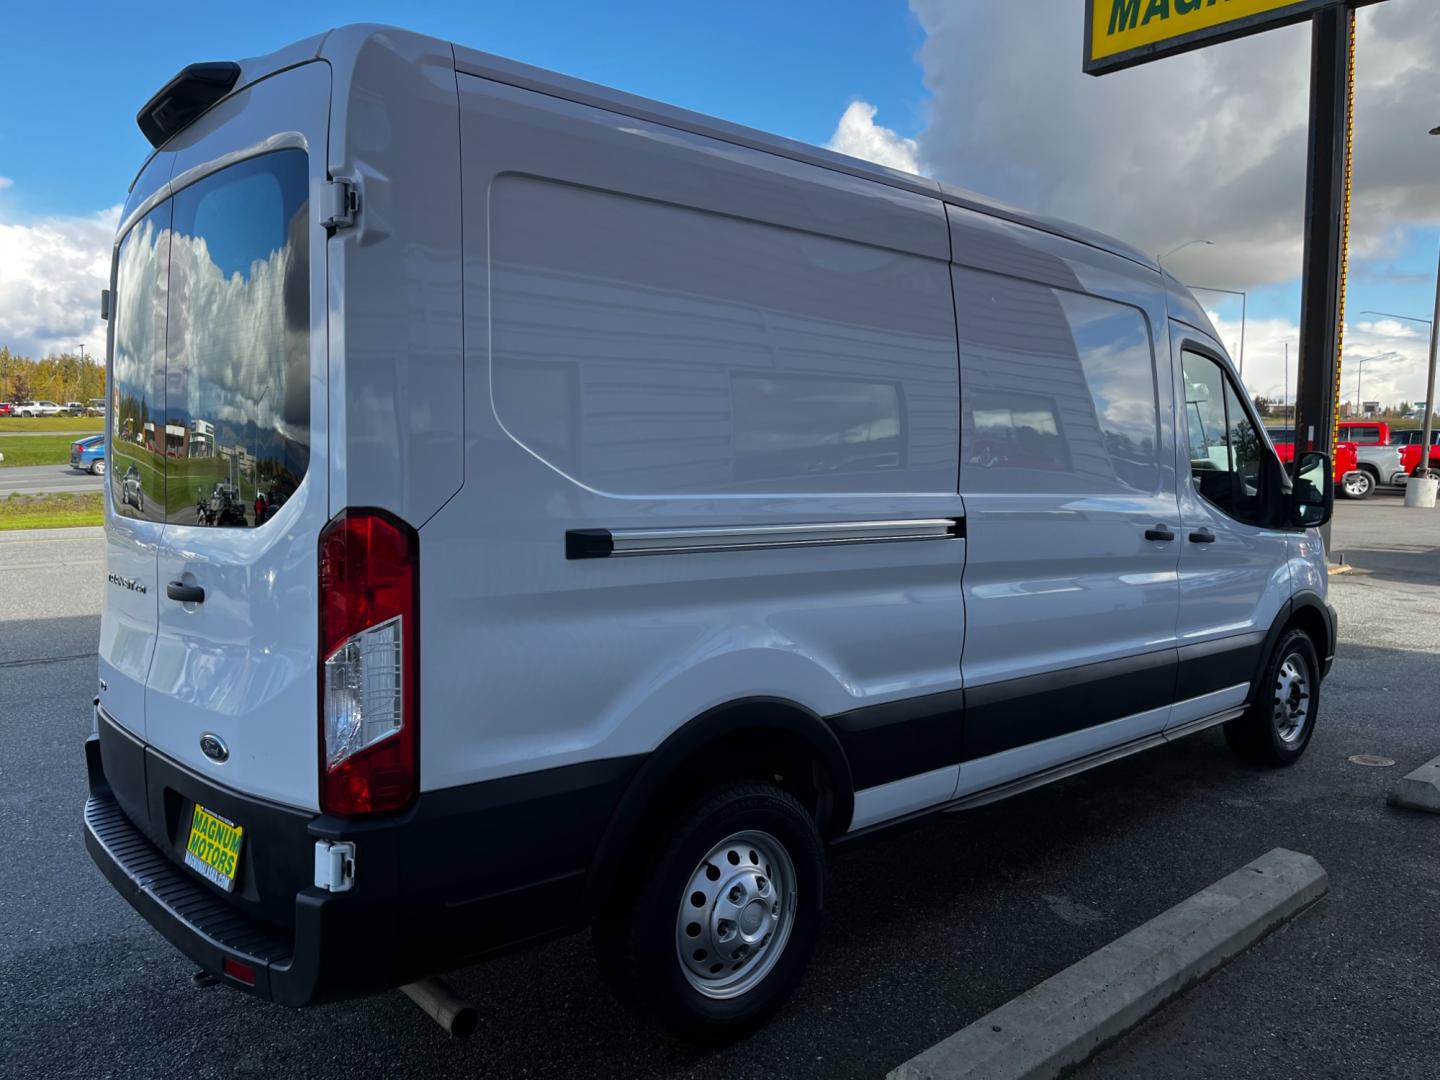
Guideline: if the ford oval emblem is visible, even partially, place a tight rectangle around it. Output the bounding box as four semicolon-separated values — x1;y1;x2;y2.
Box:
199;734;229;763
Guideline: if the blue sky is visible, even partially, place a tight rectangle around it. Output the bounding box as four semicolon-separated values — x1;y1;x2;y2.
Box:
0;1;924;219
2;0;1436;409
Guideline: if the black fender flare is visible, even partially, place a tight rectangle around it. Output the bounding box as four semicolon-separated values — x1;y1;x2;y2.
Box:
1248;591;1335;702
584;697;855;906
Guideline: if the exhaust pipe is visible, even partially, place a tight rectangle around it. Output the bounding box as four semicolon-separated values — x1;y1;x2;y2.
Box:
401;978;478;1038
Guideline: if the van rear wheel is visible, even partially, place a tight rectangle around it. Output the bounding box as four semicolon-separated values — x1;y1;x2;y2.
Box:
593;782;824;1043
1224;628;1321;767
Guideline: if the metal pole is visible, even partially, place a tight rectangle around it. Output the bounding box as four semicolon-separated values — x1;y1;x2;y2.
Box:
1417;239;1440;477
1239;292;1247;377
1293;6;1351;550
1187;286;1248;375
1284;343;1290;420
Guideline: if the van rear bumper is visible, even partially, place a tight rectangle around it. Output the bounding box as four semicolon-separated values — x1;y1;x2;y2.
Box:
83;724;642;1006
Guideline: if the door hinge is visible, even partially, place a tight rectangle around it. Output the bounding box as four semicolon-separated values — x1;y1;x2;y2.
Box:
314;839;356;892
321;178;359;231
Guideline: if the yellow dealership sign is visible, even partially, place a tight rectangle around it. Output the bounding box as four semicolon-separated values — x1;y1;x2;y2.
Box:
1085;0;1384;75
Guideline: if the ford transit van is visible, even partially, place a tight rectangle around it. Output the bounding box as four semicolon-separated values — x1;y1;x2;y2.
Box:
84;25;1337;1042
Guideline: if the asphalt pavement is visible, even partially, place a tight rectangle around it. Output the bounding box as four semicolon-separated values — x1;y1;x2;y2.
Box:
0;463;105;497
2;502;1437;1079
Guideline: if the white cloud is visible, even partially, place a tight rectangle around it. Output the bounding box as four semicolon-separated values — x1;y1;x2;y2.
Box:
1210;307;1433;410
826;100;924;175
0;177;14;190
0;206;119;358
901;0;1440;290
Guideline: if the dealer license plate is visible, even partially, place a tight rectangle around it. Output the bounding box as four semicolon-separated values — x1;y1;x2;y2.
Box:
183;804;244;892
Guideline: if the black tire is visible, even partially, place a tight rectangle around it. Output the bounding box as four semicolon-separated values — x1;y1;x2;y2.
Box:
1340;469;1373;500
1224;628;1321;767
593;782;825;1044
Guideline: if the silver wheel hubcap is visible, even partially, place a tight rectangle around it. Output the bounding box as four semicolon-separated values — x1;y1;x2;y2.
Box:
1273;653;1312;744
1345;475;1369;495
676;829;796;999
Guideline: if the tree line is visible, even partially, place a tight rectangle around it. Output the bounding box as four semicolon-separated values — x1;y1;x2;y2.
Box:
0;346;106;405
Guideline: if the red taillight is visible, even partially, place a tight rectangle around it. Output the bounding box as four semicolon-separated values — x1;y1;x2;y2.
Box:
222;957;257;985
318;508;419;816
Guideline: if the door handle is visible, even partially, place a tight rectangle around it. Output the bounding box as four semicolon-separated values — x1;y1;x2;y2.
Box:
1144;525;1176;542
166;581;205;604
1189;529;1217;544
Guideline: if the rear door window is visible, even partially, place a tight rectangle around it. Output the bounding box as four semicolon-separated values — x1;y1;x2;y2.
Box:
110;201;171;522
163;150;310;526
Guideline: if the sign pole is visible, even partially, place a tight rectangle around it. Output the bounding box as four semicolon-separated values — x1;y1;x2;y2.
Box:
1293;4;1353;549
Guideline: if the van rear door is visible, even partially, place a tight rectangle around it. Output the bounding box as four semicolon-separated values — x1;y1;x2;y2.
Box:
100;191;172;739
143;64;330;810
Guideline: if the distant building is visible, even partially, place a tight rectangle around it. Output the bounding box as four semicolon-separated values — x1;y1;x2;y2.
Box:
189;419;215;458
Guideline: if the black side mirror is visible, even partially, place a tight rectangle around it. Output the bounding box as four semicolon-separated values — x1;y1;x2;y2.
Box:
1289;452;1333;528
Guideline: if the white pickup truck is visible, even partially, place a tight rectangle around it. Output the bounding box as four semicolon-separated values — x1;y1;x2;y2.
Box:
14;400;63;417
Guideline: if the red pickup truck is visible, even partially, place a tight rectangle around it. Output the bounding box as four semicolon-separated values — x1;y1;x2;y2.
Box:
1336;420;1391;446
1266;428;1366;499
1391;429;1440;475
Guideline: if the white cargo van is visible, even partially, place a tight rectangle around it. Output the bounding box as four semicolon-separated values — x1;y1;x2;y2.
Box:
85;25;1338;1042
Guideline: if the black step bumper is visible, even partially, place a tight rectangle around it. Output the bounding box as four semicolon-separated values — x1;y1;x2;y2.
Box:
83;716;642;1006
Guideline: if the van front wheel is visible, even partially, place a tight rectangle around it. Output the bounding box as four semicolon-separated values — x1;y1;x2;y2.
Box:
1224;628;1321;767
594;782;824;1043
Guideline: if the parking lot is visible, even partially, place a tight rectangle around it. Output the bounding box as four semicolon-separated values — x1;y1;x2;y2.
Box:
2;497;1436;1079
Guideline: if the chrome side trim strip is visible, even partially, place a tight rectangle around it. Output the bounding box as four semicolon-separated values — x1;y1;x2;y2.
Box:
566;518;963;559
934;705;1248;818
940;733;1169;815
1162;706;1246;742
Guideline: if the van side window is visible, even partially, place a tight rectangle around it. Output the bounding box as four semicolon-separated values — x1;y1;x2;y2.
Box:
954;268;1160;495
110;201;170;522
1182;350;1268;525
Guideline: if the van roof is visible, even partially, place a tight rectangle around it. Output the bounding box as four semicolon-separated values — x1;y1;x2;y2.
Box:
133;23;1159;275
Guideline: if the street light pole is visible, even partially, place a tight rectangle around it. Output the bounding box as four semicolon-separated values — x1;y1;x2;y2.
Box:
1353;356;1373;416
1419;237;1440;478
1158;239;1214;267
1190;286;1248;377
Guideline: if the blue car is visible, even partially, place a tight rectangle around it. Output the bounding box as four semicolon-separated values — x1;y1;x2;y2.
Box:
70;435;106;475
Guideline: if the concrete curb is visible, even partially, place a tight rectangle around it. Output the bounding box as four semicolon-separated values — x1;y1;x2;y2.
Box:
1388;755;1440;814
887;848;1328;1080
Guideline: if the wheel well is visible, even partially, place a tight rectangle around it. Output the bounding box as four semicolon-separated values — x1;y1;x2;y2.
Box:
1287;604;1330;662
648;723;839;834
585;702;853;907
1359;463;1380;479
